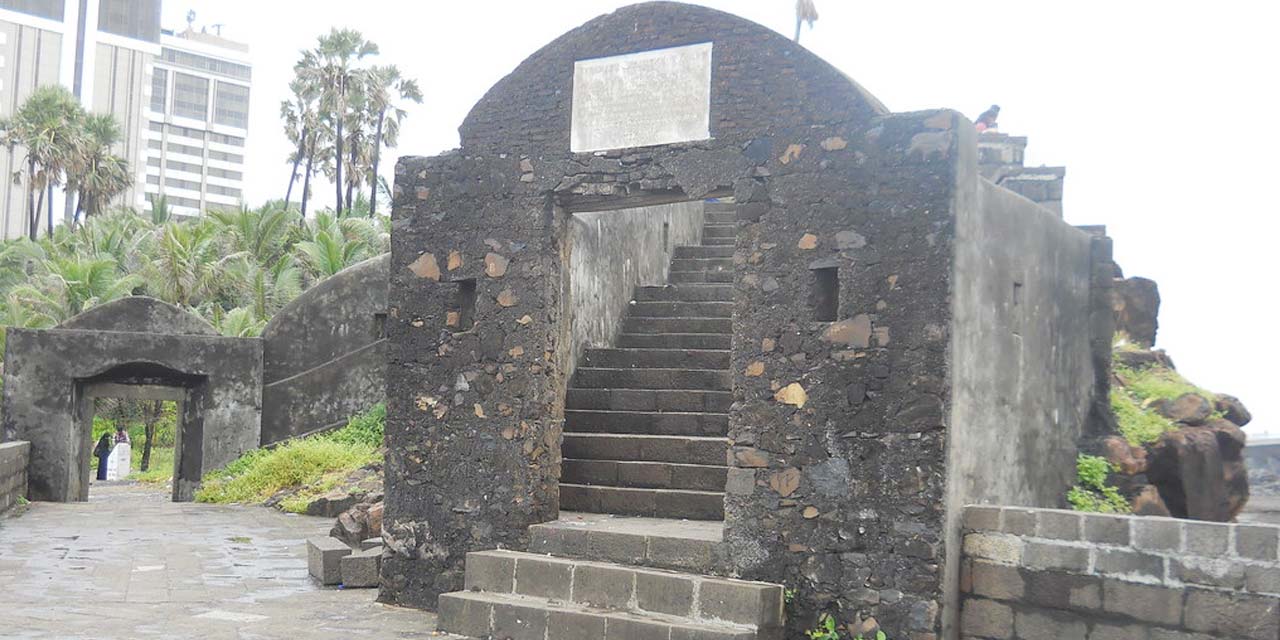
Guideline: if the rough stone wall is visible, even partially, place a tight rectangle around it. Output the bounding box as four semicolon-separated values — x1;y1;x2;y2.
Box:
961;505;1280;640
568;200;703;375
260;254;389;443
2;325;261;502
0;440;29;515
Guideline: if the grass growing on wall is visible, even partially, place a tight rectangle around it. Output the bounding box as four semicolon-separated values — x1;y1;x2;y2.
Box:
194;404;384;512
1110;388;1177;446
1067;454;1131;514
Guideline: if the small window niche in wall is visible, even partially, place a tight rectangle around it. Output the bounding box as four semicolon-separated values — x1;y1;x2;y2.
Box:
809;265;839;322
446;279;477;331
372;312;388;340
663;221;671;253
1012;281;1024;307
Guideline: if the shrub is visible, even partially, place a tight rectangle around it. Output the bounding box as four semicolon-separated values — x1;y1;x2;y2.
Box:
1067;454;1130;514
1110;388;1176;445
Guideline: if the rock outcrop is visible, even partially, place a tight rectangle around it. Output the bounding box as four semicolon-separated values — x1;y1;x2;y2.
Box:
1112;276;1160;347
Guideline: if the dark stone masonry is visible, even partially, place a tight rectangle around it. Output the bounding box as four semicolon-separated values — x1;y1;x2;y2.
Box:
384;3;1104;637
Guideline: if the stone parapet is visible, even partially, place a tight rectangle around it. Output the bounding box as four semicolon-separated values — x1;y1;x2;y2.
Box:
960;505;1280;639
0;440;30;515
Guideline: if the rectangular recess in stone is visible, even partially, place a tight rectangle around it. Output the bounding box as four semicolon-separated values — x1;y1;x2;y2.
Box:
809;266;838;322
445;279;477;331
570;42;712;153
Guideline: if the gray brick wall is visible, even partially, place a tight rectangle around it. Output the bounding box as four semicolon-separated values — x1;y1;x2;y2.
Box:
0;440;30;515
960;505;1280;639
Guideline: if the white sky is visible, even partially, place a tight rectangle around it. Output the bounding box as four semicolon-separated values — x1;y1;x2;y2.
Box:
166;0;1280;434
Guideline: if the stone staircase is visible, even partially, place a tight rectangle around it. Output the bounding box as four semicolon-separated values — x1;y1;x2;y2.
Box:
560;202;736;521
438;516;784;640
434;203;785;640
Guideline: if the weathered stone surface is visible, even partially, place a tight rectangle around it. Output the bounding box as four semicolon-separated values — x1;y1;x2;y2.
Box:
1111;276;1160;347
341;547;384;588
308;536;352;586
1216;393;1252;427
1147;422;1249;521
1153;393;1212;426
1101;436;1147;475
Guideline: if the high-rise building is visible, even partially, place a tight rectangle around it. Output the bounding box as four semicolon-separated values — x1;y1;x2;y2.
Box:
0;0;251;238
142;26;250;217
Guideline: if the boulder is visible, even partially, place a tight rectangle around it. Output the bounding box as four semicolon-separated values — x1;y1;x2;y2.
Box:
1101;436;1148;475
1215;394;1253;427
1147;422;1249;521
331;499;384;547
1111;277;1160;347
1130;485;1172;517
1154;393;1212;426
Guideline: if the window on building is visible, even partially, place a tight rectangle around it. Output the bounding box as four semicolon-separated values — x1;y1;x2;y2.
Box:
208;167;243;181
160;48;251;80
207;184;241;198
166;141;204;157
148;121;164;133
148;139;162;150
210;150;244;164
149;68;167;113
97;0;161;43
164;177;202;191
172;73;209;121
209;132;245;147
147;157;161;167
213;82;249;129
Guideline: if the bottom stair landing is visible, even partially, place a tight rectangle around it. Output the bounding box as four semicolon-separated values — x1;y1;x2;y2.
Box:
437;513;784;640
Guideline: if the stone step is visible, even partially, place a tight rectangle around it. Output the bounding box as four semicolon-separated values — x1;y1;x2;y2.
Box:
563;459;727;491
615;332;731;350
528;514;727;574
582;348;730;369
561;484;725;520
565;409;728;436
633;285;732;302
562;434;728;466
703;237;735;246
621;317;731;334
457;550;780;630
670;257;734;272
669;270;734;284
705;211;737;224
565;388;733;413
673;245;733;259
702;225;735;239
628;301;731;318
704;201;737;214
571;368;731;391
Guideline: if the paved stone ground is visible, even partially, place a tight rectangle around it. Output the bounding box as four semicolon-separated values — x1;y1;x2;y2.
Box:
0;482;438;639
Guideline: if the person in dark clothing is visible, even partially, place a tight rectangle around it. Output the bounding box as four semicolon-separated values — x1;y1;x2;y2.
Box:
94;432;113;481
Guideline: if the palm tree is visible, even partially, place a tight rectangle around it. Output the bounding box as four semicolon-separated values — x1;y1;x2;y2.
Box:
295;29;379;216
8;254;141;325
0;86;86;239
69;113;132;223
141;219;225;308
795;0;819;43
281;78;320;210
363;65;422;217
209;204;298;266
293;211;381;278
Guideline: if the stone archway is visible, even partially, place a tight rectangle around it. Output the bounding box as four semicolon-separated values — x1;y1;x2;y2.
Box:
2;297;262;502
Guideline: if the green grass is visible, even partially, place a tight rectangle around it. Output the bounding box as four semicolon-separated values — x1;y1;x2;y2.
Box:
1111;387;1178;445
194;404;384;513
1067;454;1131;514
130;447;175;484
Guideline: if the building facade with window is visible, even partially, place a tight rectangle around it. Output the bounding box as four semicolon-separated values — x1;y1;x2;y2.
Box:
143;27;250;217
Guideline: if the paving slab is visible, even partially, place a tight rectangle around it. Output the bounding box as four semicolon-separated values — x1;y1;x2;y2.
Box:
0;482;436;639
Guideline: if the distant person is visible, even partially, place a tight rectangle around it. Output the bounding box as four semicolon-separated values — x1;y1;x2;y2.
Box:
974;104;1000;132
94;432;112;481
114;425;131;445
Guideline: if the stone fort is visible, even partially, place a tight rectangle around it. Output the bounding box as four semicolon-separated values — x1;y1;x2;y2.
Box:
382;3;1111;638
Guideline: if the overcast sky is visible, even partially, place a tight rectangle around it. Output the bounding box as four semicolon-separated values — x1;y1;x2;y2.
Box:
165;0;1280;434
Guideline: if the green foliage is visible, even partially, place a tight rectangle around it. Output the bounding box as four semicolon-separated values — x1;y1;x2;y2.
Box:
806;614;840;640
1110;387;1176;445
1067;454;1131;514
194;405;385;512
1115;364;1214;407
17;495;29;506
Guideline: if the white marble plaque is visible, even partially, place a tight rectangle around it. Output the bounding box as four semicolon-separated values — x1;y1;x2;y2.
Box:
570;42;712;153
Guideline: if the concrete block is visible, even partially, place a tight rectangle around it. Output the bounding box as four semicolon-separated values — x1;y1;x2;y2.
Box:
574;563;635;609
960;597;1013;639
1235;525;1280;561
605;617;671;640
1095;548;1164;579
340;547;382;588
1088;622;1148;640
493;599;549;640
1102;579;1181;626
307;536;351;585
669;623;756;640
1183;522;1229;556
1014;608;1086;640
698;578;782;627
514;555;573;601
1025;569;1101;611
1133;518;1181;553
547;608;608;640
464;550;516;593
359;537;382;551
1023;540;1089;572
1001;508;1037;537
1169;556;1244;589
1083;514;1131;546
1036;509;1082;541
1245;565;1280;594
635;569;695;616
963;533;1023;564
963;505;1001;532
437;592;493;638
648;534;717;572
969;561;1024;602
1184;588;1280;639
